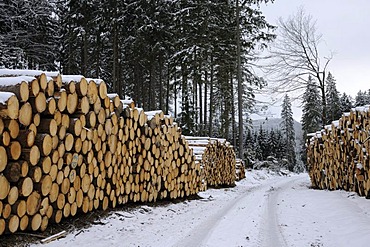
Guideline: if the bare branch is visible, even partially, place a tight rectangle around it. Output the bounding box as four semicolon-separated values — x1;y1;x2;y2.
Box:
263;7;332;124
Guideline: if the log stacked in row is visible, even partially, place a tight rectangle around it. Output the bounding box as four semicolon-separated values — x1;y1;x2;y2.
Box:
186;136;237;188
235;159;246;181
307;105;370;197
0;69;202;235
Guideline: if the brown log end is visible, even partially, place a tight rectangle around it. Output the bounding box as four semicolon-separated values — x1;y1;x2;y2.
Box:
19;102;33;126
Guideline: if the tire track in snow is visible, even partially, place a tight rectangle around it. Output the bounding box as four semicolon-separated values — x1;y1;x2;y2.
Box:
174;176;304;247
259;177;303;247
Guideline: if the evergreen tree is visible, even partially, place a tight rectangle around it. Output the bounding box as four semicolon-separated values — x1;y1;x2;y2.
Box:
325;72;341;123
301;76;322;166
275;129;286;161
339;92;354;113
267;129;279;159
0;0;58;69
257;125;269;160
280;94;296;171
244;128;255;167
355;90;369;107
301;76;322;135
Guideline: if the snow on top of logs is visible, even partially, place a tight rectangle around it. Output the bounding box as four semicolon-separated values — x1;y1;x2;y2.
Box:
145;110;163;120
0;68;59;77
136;107;144;113
183;136;210;141
187;140;210;146
190;146;207;155
0;76;37;86
85;78;104;84
352;105;370;112
332;120;340;127
61;75;86;83
121;99;134;105
357;163;363;169
107;93;119;98
0;92;16;103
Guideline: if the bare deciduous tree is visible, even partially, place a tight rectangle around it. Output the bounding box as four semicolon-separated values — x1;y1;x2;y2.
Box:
266;8;332;125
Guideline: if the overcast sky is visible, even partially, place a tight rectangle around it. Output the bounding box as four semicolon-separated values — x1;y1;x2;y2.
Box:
254;0;370;121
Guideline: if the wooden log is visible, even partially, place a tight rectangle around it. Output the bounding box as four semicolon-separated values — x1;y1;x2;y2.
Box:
7;215;19;233
3;162;21;183
11;200;26;218
87;80;98;104
94;79;107;100
26;191;41;216
55;89;67;112
8;141;22;160
68;118;82;136
0;76;30;102
18;102;33;126
16;129;35;148
7;186;18;205
37;73;48;91
0;174;10;200
21;145;40;166
44;97;57;115
0;92;19;119
19;177;33;197
46;78;55;97
29;91;47;113
4;119;19;139
66;92;78;114
0;146;7;172
29;166;42;183
34;133;53;156
38;118;58;137
78;96;90;114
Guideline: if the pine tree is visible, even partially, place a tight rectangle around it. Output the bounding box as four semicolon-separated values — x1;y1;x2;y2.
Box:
280;94;296;171
301;76;322;166
267;129;279;160
301;76;322;135
355;90;369;107
325;72;341;123
257;125;269;160
339;92;354;113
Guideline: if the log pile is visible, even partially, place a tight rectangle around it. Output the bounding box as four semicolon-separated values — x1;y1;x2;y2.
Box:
0;69;202;235
186;136;237;188
307;105;370;197
235;158;246;181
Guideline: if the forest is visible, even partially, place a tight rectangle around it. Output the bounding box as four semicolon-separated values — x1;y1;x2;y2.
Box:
0;0;275;148
2;0;370;171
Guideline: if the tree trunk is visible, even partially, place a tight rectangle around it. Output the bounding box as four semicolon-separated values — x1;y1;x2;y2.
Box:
165;63;170;115
203;69;208;136
236;0;244;160
209;56;214;137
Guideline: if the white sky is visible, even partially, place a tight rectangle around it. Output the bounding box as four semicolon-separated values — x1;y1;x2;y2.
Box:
254;0;370;122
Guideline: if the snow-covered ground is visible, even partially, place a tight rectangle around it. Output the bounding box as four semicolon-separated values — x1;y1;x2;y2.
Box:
33;170;370;247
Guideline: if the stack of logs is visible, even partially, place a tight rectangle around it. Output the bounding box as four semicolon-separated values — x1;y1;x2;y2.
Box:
307;105;370;197
0;69;202;235
186;136;238;188
235;159;246;181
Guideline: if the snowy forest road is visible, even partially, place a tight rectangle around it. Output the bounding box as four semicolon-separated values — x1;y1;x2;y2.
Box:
34;170;370;247
175;175;300;247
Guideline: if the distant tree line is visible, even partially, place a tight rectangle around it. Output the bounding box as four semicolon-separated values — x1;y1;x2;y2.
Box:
245;94;300;172
0;0;275;149
245;127;287;164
